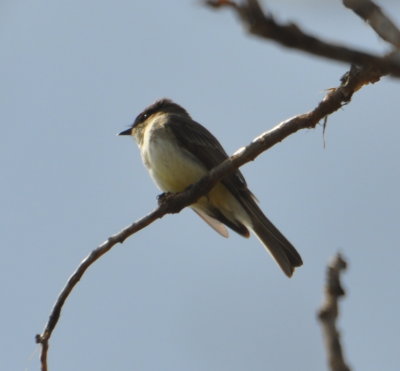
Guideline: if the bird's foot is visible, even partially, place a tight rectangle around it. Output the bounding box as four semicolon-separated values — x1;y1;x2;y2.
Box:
157;192;173;206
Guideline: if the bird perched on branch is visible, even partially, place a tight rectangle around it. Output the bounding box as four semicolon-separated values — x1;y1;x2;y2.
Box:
119;98;302;277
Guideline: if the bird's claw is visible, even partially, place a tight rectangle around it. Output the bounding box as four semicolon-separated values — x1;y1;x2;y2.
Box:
157;192;172;205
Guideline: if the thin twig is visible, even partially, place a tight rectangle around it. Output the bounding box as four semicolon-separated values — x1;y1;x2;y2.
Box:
343;0;400;48
318;253;351;371
35;65;380;370
206;0;400;77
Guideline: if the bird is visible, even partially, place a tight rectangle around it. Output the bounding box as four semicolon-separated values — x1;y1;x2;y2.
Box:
119;98;302;277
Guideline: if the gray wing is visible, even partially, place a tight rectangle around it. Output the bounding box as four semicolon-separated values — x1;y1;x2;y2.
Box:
167;115;249;197
168;114;252;236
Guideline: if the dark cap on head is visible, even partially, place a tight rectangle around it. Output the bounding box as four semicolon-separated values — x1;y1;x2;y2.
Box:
118;98;190;136
132;99;190;128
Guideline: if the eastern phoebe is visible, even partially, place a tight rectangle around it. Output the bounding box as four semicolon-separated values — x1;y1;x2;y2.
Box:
119;99;302;277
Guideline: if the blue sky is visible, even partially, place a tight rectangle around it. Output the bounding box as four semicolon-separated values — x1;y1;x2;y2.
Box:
2;1;400;370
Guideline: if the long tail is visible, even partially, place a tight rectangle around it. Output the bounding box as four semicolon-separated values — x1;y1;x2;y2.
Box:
245;201;303;277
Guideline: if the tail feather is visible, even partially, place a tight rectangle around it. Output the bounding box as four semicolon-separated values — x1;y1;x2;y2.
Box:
244;201;303;277
252;219;302;277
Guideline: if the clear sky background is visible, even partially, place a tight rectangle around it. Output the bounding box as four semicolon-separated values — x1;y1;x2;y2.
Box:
2;1;400;370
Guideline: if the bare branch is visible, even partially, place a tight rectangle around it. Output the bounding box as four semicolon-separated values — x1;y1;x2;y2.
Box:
35;64;381;370
318;253;351;371
206;0;400;77
343;0;400;48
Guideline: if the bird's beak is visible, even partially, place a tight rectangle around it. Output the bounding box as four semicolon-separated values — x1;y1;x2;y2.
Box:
118;128;132;136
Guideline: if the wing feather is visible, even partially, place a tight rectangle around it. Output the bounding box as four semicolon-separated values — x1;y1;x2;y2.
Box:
168;115;249;200
192;208;229;238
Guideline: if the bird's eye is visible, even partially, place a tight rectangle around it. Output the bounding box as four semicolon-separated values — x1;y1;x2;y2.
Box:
142;113;148;120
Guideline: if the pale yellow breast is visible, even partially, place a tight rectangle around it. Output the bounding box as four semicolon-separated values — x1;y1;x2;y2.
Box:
140;118;207;192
